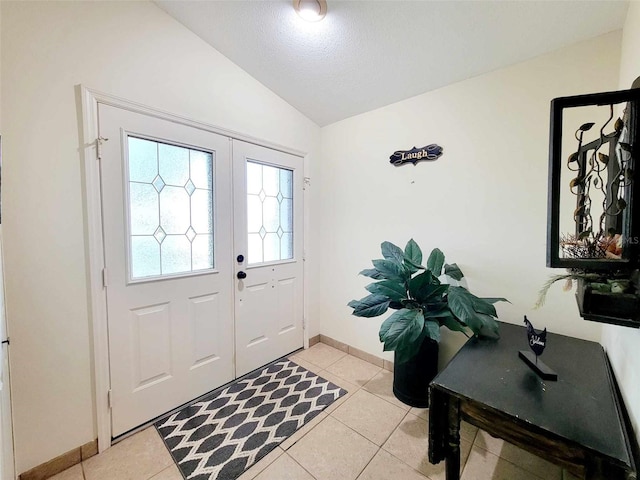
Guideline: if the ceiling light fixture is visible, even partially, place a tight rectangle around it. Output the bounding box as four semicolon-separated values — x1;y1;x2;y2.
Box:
293;0;327;22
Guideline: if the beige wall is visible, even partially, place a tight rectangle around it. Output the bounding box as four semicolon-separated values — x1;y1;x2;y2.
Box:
0;1;320;473
603;0;640;443
312;32;622;367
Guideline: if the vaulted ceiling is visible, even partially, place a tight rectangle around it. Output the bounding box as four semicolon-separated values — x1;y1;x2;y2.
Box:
156;0;629;126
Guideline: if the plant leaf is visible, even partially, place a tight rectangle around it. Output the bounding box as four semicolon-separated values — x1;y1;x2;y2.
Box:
359;268;383;279
444;263;464;280
423;303;451;319
400;299;421;309
404;238;423;266
568;152;579;163
620;142;632;152
394;329;426;364
426;248;445;276
379;309;424;352
480;297;510;304
366;280;407;302
438;312;468;333
447;286;479;329
476;313;500;339
598;153;609;165
379;314;396;341
348;294;390;318
372;259;407;282
403;257;426;274
447;286;501;338
381;241;404;266
425;284;449;299
409;270;433;301
579;122;595;132
424;320;441;342
471;296;497;317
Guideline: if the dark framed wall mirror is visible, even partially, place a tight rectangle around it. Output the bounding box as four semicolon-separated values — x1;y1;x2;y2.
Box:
547;78;640;327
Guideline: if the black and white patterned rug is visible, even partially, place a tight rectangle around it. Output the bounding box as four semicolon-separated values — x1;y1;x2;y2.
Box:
155;359;347;480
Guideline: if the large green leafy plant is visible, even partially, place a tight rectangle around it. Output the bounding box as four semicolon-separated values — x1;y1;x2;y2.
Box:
348;239;507;363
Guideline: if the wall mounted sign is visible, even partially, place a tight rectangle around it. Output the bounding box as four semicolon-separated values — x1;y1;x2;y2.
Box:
389;144;443;166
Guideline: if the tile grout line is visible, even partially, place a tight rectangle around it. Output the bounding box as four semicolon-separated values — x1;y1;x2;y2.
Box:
376;410;438;480
327;388;410;447
283;450;321;480
360;373;413;412
457;426;478;477
326;408;374;444
360;384;407;411
353;445;382;480
291;345;349;370
467;443;550;480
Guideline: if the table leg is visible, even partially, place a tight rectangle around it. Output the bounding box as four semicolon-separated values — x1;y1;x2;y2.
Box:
428;387;448;464
445;396;461;480
585;457;630;480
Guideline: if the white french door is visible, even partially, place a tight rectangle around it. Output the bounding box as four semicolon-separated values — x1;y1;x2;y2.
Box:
99;106;303;438
99;105;235;436
232;141;304;377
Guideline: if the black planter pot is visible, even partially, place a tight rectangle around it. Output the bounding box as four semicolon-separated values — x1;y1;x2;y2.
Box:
392;336;439;408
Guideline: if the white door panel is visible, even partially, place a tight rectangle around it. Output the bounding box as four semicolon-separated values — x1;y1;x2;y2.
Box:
233;141;304;377
99;105;304;438
99;105;234;436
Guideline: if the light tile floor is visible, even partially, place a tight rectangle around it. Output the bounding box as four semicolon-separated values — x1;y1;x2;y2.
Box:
50;343;567;480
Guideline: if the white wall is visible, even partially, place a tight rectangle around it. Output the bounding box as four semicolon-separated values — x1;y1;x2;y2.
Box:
313;32;622;367
602;0;640;444
0;1;320;473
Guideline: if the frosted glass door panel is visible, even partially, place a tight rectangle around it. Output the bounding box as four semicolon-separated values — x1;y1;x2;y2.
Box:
127;137;215;280
246;161;294;264
99;104;234;436
233;140;304;377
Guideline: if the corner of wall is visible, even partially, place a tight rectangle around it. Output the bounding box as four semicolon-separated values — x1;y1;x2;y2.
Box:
603;0;640;446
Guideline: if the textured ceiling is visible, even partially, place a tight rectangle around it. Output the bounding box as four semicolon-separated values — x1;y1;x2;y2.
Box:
155;0;629;126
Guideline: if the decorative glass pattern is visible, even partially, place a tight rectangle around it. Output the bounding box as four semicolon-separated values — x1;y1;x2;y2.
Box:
127;136;214;280
246;161;293;264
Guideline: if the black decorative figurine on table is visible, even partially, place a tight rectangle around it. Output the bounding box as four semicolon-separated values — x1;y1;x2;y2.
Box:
518;316;558;380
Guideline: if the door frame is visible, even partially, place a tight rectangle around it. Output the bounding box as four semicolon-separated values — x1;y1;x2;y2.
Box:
0;226;16;479
78;85;309;452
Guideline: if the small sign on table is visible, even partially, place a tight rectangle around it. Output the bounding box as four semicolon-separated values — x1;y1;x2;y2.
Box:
518;316;558;381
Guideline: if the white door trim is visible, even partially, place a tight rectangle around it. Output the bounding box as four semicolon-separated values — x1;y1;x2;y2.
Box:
78;85;309;452
0;227;16;480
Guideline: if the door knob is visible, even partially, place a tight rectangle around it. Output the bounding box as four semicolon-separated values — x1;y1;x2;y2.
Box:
237;271;247;279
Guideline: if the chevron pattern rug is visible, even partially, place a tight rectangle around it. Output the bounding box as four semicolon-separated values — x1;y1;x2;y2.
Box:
155;359;346;480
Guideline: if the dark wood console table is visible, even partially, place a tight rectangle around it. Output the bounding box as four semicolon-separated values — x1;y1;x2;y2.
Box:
428;322;637;480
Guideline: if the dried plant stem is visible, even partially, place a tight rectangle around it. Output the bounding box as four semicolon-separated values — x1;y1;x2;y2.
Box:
535;272;603;309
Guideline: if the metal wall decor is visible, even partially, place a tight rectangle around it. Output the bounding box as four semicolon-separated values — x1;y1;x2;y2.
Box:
547;88;640;270
389;144;443;166
546;82;640;328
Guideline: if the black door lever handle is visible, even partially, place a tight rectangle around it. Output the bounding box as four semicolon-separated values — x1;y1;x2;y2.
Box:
237;271;247;279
